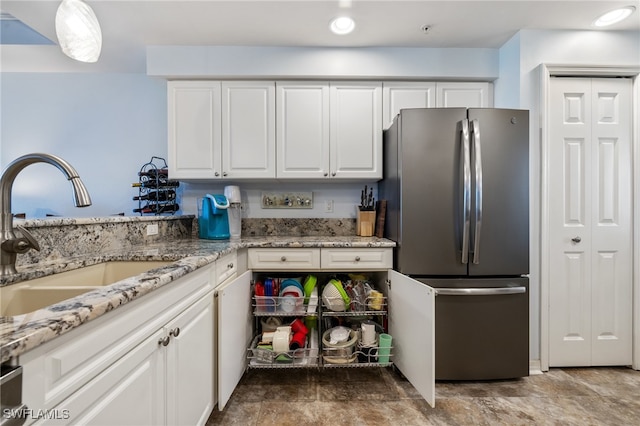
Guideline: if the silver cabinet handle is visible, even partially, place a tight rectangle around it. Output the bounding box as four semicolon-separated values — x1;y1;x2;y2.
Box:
355;256;361;261
227;262;234;269
436;286;526;296
280;256;287;261
460;119;471;264
158;336;170;346
170;327;180;338
572;236;581;243
214;171;220;177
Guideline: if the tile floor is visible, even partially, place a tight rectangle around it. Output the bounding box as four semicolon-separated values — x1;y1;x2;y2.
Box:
206;366;640;425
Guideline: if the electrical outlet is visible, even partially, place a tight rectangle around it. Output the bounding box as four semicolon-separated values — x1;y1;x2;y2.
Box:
324;199;334;213
146;224;159;236
261;191;313;209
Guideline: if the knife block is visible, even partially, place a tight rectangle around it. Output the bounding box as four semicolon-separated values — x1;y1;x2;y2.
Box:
357;210;376;237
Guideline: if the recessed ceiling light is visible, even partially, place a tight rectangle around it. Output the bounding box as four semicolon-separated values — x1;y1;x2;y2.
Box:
593;6;636;27
330;16;355;35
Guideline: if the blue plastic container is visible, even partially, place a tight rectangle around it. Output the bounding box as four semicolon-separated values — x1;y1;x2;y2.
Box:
198;194;230;240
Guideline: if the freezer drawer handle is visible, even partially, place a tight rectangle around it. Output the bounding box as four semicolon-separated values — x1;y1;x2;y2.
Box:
436;286;526;296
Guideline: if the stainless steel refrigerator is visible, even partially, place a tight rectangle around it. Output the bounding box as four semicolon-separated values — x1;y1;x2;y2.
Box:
379;108;529;380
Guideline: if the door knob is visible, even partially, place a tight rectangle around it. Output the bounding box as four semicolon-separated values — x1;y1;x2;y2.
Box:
571;236;581;243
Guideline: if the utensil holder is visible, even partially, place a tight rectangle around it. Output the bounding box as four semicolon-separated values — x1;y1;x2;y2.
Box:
357;210;376;236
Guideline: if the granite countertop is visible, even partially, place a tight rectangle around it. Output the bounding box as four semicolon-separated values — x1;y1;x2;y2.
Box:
0;236;395;364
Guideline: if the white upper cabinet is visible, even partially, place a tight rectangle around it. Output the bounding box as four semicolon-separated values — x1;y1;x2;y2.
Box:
330;82;383;179
167;81;275;180
168;81;222;179
382;82;436;129
276;82;330;178
221;82;276;178
277;81;382;179
169;80;489;180
435;82;493;108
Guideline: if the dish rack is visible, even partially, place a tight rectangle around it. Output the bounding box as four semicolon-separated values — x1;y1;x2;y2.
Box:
247;274;392;369
320;279;391;368
133;156;180;215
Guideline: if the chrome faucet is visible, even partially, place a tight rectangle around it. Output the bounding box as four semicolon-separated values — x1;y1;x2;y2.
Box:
0;153;92;276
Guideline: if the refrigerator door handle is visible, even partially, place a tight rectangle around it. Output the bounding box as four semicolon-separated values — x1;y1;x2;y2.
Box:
461;119;471;264
471;119;483;264
436;286;526;296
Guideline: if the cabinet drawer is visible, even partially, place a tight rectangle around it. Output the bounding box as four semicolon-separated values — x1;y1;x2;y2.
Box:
248;248;320;270
321;248;392;270
215;251;238;285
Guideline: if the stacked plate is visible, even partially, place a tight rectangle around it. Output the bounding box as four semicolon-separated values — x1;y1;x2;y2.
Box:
280;279;304;312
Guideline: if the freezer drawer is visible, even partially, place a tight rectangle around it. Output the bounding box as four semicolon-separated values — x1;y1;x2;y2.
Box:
420;277;529;380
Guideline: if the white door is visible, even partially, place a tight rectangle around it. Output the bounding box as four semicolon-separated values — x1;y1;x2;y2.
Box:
276;82;330;178
166;292;215;426
221;82;276;178
382;82;436;129
548;77;633;366
330;82;383;179
436;82;493;107
42;330;166;426
167;81;222;179
387;270;435;407
216;270;252;410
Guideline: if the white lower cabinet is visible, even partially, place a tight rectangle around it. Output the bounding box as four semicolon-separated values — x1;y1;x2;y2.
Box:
39;293;215;426
34;328;166;426
218;248;436;408
165;293;215;426
22;265;216;426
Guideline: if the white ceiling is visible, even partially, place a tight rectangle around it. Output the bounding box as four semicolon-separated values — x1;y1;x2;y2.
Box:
1;0;639;71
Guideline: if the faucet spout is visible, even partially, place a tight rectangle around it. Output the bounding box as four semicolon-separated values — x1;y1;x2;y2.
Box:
0;153;92;276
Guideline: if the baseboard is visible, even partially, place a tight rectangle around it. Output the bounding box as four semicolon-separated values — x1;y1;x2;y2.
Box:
529;359;543;375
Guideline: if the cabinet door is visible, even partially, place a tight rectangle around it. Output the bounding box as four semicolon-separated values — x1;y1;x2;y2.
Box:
166;292;215;426
221;82;276;178
330;82;383;179
168;81;222;179
217;270;252;410
276;82;330;178
39;330;166;426
382;82;436;129
387;270;435;407
436;82;493;107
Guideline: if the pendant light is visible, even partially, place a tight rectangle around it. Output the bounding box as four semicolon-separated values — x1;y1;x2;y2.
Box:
55;0;102;63
593;6;636;27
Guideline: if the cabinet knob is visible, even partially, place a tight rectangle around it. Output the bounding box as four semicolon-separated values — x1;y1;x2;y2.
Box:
223;172;228;177
280;256;287;262
331;172;336;177
214;172;220;177
158;336;170;346
571;236;582;243
170;327;180;338
227;262;234;269
355;256;361;262
323;172;328;177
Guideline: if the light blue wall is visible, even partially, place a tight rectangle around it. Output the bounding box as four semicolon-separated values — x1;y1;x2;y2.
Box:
1;73;167;218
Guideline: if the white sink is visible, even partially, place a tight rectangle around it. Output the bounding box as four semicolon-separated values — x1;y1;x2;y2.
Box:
0;261;171;316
